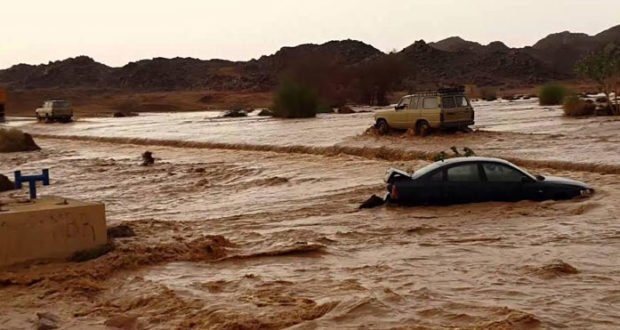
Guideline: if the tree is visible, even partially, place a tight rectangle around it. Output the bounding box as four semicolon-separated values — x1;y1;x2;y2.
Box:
575;44;620;114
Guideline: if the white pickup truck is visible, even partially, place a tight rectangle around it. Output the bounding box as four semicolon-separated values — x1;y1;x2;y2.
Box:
35;100;73;122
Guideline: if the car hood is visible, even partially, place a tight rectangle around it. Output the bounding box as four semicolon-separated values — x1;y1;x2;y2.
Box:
541;176;591;189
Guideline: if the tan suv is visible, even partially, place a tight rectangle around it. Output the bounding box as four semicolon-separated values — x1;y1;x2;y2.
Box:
374;87;474;136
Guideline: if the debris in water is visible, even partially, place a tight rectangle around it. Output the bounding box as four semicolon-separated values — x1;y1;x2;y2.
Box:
359;194;386;209
526;259;580;279
141;151;155;166
36;312;59;330
70;242;115;262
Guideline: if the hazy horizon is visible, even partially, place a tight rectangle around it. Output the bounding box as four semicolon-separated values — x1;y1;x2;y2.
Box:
1;0;618;69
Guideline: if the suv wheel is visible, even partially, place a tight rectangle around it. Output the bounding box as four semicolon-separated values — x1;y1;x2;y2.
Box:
376;119;389;135
416;120;430;137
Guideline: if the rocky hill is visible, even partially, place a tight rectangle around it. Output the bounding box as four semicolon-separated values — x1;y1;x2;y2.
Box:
1;24;619;92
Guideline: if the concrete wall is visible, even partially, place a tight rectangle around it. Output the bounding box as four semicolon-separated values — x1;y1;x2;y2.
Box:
0;196;107;267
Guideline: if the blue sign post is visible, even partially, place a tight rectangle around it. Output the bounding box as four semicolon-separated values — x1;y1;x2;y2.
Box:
14;169;50;199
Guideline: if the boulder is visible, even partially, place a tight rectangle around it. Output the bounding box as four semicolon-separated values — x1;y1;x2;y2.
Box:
222;109;248;118
107;224;136;238
0;128;41;153
257;109;274;116
113;111;139;118
337;106;355;114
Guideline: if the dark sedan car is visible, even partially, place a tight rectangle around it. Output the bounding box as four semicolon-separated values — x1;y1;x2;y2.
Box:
385;157;594;205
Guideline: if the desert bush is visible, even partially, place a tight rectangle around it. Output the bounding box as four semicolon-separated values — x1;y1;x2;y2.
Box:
575;44;620;113
538;84;568;105
272;81;319;118
563;96;595;117
113;99;142;112
351;53;405;106
479;87;497;101
0;128;40;153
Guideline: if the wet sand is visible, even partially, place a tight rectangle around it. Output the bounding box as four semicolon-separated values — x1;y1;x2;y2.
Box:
1;99;619;329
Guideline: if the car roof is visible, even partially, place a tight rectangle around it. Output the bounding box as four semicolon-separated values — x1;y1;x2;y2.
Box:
433;156;514;166
403;93;466;97
411;156;534;180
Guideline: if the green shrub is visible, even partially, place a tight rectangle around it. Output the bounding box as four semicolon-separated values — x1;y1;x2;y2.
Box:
538;84;568;105
563;96;595;117
272;81;319;118
0;128;40;153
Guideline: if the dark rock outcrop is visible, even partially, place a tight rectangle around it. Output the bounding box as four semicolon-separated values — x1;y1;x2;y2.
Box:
1;24;619;93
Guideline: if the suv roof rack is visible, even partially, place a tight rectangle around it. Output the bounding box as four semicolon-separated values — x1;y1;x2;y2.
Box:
409;86;465;96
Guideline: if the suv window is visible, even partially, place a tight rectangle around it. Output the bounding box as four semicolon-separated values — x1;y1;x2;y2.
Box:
455;96;469;107
483;163;525;182
441;96;456;109
398;97;412;109
423;97;438;109
447;164;480;182
410;97;420;109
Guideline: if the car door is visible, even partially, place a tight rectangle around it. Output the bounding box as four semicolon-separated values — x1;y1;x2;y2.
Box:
450;95;474;123
444;163;485;204
393;97;412;128
416;168;446;204
421;96;440;126
480;162;537;202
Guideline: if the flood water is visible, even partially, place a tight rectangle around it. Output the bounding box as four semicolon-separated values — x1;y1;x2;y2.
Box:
1;99;619;329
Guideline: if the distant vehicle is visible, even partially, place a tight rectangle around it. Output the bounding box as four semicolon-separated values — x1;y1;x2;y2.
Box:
385;157;593;205
35;100;73;123
374;87;474;136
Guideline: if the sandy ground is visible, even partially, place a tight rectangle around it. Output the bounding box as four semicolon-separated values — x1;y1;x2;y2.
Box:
1;99;619;329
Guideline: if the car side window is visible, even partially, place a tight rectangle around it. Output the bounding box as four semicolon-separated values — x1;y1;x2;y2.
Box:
441;96;456;109
455;96;469;107
483;163;525;182
423;97;438;109
410;97;420;109
398;97;412;110
447;164;480;182
425;169;444;182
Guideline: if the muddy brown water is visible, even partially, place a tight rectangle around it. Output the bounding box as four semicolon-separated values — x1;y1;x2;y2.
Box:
1;99;619;329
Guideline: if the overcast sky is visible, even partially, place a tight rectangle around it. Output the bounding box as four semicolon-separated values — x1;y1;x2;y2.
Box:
1;0;618;69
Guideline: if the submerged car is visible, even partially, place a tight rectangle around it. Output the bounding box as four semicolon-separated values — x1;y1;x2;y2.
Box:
374;87;474;136
385;157;593;205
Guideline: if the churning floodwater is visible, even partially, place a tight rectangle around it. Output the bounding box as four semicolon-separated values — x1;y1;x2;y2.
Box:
1;99;619;329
